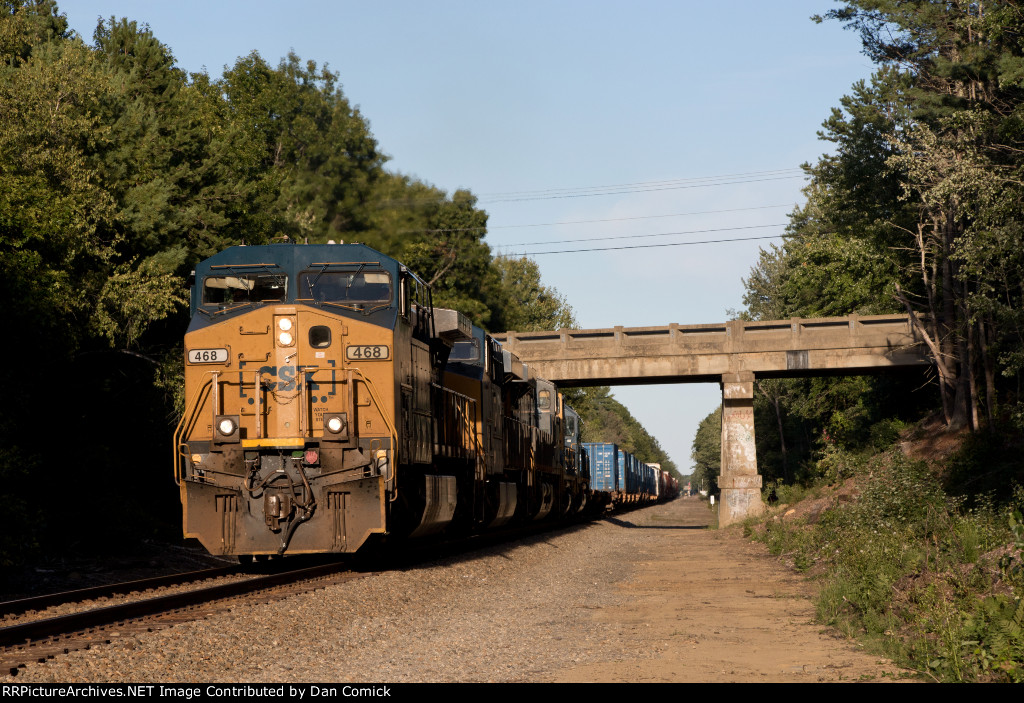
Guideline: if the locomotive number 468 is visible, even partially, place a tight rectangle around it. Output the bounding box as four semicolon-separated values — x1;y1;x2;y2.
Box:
188;348;228;364
346;345;390;361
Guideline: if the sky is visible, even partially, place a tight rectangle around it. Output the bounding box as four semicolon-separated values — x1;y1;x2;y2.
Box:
60;0;875;473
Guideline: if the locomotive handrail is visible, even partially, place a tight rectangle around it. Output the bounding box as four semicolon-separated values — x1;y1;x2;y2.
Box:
172;375;214;486
430;382;480;466
455;391;486;479
348;368;399;502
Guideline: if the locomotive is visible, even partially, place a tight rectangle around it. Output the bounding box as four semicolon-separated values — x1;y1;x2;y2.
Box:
173;242;675;559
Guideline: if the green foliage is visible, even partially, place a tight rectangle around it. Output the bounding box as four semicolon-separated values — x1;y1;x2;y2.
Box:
1;0;69;64
689;407;721;491
392;187;497;327
490;256;575;333
221;51;384;244
769;480;815;507
812;444;868;484
92;260;187;348
752;449;1024;681
869;418;906;450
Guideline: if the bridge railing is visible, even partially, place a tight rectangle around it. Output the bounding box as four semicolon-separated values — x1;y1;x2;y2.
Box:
495;314;920;354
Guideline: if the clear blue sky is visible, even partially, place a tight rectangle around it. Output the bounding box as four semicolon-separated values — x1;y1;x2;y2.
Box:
60;1;873;472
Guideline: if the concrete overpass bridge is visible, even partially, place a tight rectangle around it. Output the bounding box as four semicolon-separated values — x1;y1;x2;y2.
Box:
494;313;931;526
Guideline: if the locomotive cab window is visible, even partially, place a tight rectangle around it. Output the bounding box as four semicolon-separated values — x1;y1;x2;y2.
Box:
202;274;287;307
401;272;433;339
450;339;480;362
298;270;392;305
538;389;551;410
309;325;332;348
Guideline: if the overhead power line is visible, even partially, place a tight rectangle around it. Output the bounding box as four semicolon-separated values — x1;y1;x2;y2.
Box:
481;174;803;203
492;203;794;229
505;222;788;247
477;168;802;198
508;232;792;256
398;203;794;235
376;167;806;208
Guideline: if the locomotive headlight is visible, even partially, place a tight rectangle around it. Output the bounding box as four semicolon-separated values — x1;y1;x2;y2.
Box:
278;331;294;346
278;318;293;332
214;414;240;443
323;413;349;441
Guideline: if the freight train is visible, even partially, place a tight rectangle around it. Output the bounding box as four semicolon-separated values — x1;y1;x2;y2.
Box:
173;243;677;559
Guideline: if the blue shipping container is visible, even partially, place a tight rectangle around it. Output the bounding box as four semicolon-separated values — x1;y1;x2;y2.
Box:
584;443;619;492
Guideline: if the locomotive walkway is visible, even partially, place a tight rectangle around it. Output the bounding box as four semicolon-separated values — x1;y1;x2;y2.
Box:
495;314;930;526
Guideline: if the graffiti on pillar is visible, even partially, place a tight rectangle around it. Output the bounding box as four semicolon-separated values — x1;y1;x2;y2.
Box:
727;490;751;512
723;410;757;473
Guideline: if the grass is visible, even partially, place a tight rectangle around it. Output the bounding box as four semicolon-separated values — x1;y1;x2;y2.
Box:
750;447;1024;682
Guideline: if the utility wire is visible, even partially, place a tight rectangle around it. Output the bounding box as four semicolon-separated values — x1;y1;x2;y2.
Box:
505;222;788;247
398;203;794;234
509;232;793;256
482;174;803;203
477;168;801;198
376;167;806;207
493;203;794;229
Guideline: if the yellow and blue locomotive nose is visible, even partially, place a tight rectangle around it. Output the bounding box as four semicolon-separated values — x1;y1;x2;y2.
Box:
176;245;402;556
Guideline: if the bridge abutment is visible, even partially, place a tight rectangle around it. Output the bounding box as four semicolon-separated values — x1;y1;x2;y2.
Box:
718;372;765;527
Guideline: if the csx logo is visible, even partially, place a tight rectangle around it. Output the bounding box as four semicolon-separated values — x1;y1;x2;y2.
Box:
237;361;336;403
252;366;315;391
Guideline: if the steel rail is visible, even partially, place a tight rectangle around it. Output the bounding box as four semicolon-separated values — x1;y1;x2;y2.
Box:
1;562;351;648
0;565;242;618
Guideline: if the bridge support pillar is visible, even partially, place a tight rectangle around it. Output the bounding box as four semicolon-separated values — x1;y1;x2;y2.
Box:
718;372;765;527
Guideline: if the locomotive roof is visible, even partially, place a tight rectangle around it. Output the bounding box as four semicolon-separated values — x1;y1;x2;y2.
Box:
189;243;408;331
195;242;402;275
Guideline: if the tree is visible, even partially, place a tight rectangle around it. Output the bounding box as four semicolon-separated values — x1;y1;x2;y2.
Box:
220;51;385;244
391;185;497;327
690;408;722;494
491;256;575;332
819;0;1024;429
0;0;69;65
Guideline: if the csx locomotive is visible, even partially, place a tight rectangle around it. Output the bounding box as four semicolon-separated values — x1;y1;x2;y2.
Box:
174;242;605;558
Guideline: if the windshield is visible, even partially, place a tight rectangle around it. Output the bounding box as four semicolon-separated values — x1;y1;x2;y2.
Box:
450;339;480;362
298;270;392;304
202;274;287;307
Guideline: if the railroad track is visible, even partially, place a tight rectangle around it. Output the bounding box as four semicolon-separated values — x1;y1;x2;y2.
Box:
1;562;366;677
1;565;243;619
1;514;609;677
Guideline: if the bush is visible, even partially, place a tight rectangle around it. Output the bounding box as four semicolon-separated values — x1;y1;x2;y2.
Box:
750;451;1024;681
869;418;907;450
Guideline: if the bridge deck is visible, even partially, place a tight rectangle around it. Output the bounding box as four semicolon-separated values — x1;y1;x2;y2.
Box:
493;314;929;386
